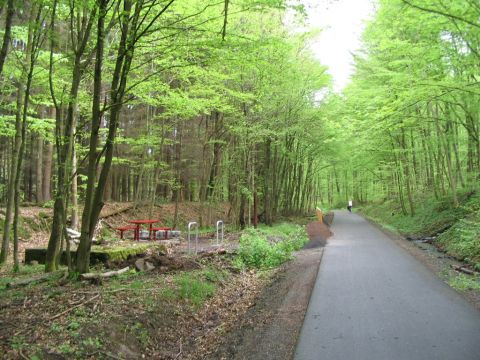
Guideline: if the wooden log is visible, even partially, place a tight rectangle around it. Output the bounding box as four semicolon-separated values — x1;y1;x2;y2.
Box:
6;271;64;289
25;248;109;266
80;266;130;280
100;205;133;219
451;264;476;275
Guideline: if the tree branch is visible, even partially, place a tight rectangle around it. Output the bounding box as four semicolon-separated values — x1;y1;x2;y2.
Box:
400;0;480;29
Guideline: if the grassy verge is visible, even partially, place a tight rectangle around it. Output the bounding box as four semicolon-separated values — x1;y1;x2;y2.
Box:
359;190;480;269
447;273;480;292
436;209;480;270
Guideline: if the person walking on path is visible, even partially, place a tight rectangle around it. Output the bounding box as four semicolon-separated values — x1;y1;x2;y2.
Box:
347;199;353;212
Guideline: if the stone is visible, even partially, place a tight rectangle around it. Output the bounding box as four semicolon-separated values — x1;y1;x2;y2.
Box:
135;258;155;272
145;261;155;271
135;258;145;271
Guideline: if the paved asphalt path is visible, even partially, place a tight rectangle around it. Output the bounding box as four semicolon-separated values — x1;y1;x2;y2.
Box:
294;211;480;360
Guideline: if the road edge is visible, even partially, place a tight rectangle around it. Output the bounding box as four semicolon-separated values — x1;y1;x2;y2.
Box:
362;213;480;311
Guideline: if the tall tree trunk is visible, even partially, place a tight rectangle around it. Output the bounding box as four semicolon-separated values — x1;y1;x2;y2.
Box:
43;142;53;201
263;139;272;225
36;134;44;203
11;4;41;269
76;0;109;274
434;105;458;207
0;83;24;265
71;145;79;230
0;0;14;77
76;0;177;273
46;0;96;271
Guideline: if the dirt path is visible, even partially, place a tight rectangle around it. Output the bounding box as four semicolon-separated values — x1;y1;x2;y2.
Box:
211;221;329;360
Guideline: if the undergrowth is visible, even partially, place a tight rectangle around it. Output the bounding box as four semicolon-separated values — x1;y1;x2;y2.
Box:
235;223;308;269
437;209;480;269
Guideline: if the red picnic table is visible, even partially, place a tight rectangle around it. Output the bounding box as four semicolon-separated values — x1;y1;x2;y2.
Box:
116;225;137;239
127;219;159;241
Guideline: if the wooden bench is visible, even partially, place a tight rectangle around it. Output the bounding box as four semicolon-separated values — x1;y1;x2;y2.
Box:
152;227;173;240
116;226;137;240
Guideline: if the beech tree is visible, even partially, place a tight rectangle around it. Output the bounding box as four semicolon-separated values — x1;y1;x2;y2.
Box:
317;0;480;212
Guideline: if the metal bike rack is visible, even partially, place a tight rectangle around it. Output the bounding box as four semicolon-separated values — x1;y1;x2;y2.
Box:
187;221;199;254
216;220;224;245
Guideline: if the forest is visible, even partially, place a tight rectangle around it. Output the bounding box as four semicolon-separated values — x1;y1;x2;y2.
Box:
0;0;479;272
0;0;330;274
320;0;480;269
0;0;479;358
0;0;477;266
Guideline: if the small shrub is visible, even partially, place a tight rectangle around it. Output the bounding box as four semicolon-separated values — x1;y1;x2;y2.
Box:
236;223;308;269
131;323;150;346
67;321;81;331
82;337;102;349
50;323;63;334
58;342;76;355
41;200;55;209
201;267;227;283
10;336;26;350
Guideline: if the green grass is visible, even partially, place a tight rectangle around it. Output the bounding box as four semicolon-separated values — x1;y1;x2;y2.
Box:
106;267;227;308
174;272;216;307
172;268;223;308
448;274;480;292
235;222;308;269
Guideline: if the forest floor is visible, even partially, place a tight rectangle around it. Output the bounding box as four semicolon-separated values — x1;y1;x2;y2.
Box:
0;204;332;359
